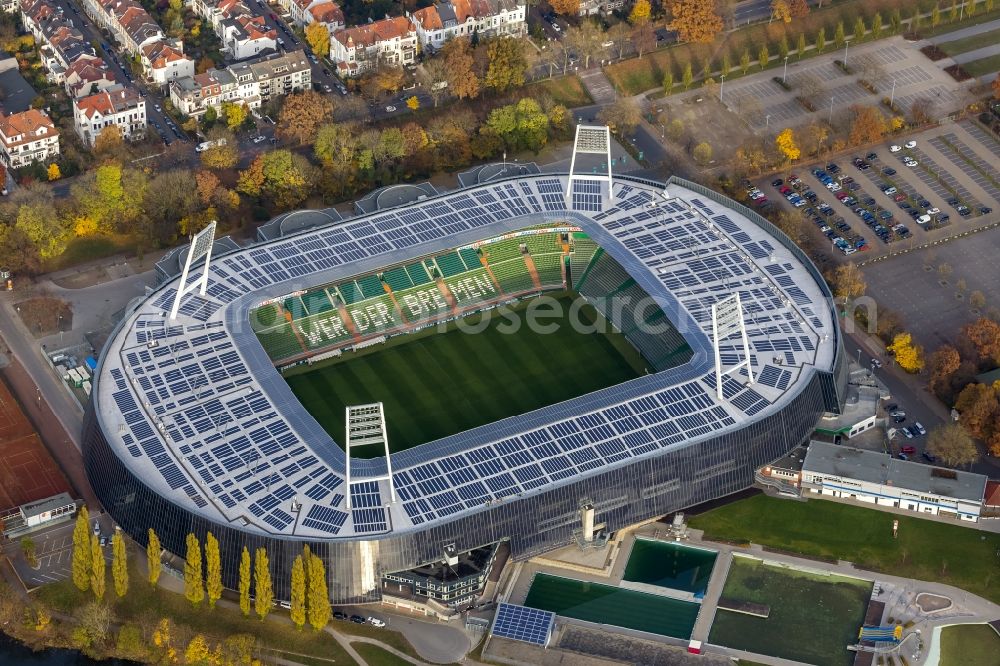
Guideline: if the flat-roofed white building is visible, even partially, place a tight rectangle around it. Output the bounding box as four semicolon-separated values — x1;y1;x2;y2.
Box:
801;441;988;522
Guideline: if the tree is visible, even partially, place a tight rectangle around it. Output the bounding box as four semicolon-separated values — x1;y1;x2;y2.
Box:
140;169;199;245
405;95;419;111
666;118;685;142
199;132;238;170
152;618;175;663
564;21;605;68
693;142;713;165
239;546;251;617
797;32;806;58
307;555;331;631
833;21;845;49
277;91;333;145
870;12;883;39
815;26;826;53
888;332;924;373
304;22;329;57
47;163;61;181
222;102;247;130
75;601;111;649
254;547;273;621
667;0;724;44
854;16;866;41
72;507;92;592
963;317;1000;365
290;555;306;629
849;105;888;145
662;68;675;93
721;52;731;76
112;531;128;598
597;98;641;136
116;625;146;661
205;532;222;609
758;44;769;70
147;528;161;588
831;262;865;303
93;125;124;155
606;23;630;60
681;61;693;89
771;0;792;22
484;37;527;93
442;38;479;100
931;5;941;27
927;423;979;467
184;533;204;608
970;290;986;310
550;0;579;14
740;48;751;74
778;34;790;60
775;128;801;161
928;345;961;396
629;0;651;23
90;532;105;601
955;383;998;440
185;635;211;665
789;0;809;17
21;537;37;568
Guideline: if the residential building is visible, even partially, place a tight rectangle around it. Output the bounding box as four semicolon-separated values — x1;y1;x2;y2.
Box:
73;84;146;146
0;0;16;12
141;41;195;86
21;0;103;86
330;16;417;77
64;56;117;97
0;109;60;168
190;0;277;61
169;50;309;117
801;441;988;522
302;0;343;32
82;0;164;55
409;0;525;52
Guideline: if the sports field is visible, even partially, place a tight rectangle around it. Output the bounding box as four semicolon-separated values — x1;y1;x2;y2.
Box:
285;295;646;455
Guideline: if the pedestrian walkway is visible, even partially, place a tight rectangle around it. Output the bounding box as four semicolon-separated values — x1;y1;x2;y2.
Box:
951;42;1000;64
931;17;1000;44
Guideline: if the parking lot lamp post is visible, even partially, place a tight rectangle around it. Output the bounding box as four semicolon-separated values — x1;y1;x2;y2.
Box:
889;79;896;108
782;56;789;84
829;97;835;124
765;114;770;130
719;74;725;102
843;39;850;68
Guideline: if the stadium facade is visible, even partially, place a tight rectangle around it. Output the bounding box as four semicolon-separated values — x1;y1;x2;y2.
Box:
83;174;847;604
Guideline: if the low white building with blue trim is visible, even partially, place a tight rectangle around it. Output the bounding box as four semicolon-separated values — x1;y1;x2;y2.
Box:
801;441;987;522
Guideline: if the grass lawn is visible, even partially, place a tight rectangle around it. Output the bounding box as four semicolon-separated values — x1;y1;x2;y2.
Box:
527;75;593;108
938;27;1000;56
962;52;1000;77
917;7;1000;38
689;495;1000;604
352;643;412;666
286;295;646;454
45;234;135;272
709;556;871;666
939;624;1000;666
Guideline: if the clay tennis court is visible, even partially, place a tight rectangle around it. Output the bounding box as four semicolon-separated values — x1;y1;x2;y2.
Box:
0;375;70;510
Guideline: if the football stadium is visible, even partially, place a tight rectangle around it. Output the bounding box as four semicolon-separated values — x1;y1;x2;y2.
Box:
83;156;846;604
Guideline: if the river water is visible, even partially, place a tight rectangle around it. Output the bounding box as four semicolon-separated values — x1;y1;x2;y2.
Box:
0;631;140;665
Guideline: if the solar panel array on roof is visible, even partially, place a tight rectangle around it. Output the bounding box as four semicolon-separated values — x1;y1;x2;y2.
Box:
491;603;554;647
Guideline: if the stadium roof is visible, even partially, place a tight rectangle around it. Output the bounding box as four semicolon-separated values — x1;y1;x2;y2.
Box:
94;175;837;540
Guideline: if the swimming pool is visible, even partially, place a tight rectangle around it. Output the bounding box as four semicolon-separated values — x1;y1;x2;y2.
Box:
622;538;717;596
523;573;700;639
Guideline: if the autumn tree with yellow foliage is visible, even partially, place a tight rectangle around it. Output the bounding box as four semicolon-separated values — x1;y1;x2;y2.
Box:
888;332;923;373
304;21;329;57
629;0;651;23
775;128;801;161
771;0;792;22
668;0;724;44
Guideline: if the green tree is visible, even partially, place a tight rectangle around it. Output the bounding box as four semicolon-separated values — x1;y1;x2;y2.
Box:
112;531;128;598
854;16;865;41
72;507;92;592
205;532;222;609
484;37;527;93
911;7;922;29
721;52;731;76
682;61;693;89
15;199;66;260
931;5;941;27
758;44;769;70
662;68;675;92
834;21;845;49
949;0;959;21
693;141;713;165
185;635;211;664
90;532;105;601
147;528;161;588
222;102;247;131
290;555;306;629
871;12;883;39
21;537;37;568
927;423;979;467
307;555;331;631
740;48;751;74
239;546;251;617
890;9;901;33
184;533;204;608
815;27;826;53
797;33;806;58
254;548;273;621
304;21;329;57
778;35;789;60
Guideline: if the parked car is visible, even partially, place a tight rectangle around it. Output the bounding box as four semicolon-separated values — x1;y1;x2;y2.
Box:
889;144;902;152
334;611;348;620
771;178;784;187
871;358;883;368
922;451;937;463
914;422;926;436
350;615;366;624
368;617;386;628
904;140;917;149
901;428;913;440
900;445;916;454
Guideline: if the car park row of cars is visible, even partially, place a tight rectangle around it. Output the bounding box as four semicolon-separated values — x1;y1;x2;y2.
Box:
884;401;934;461
770;172;872;255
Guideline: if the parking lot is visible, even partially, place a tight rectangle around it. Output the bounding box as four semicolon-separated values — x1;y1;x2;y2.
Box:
4;513;116;590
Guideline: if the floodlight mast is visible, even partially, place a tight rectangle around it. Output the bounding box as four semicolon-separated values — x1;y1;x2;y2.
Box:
711;293;755;401
169;221;218;320
566;124;613;205
344;403;396;510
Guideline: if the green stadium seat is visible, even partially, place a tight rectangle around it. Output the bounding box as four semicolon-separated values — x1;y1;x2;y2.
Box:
382;267;414;292
570;236;599;289
435;252;467;278
301;290;333;316
490;257;536;295
256;322;304;362
296;309;354;352
357;274;385;299
405;262;432;285
442;267;501;308
338;282;362;305
283;296;308;320
459;247;482;270
522;233;562;256
342;294;403;335
482;237;524;263
532;253;564;288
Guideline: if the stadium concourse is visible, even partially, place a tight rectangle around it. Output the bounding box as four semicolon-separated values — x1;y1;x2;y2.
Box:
83;171;847;604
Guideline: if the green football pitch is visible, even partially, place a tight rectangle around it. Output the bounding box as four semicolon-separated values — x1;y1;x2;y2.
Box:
284;295;647;456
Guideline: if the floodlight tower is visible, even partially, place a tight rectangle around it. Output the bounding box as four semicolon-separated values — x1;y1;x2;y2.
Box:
344;403;397;509
711;293;755;400
169;221;217;320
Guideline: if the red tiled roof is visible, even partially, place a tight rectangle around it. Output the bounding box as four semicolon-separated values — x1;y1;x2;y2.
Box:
412;6;441;30
985;481;1000;507
335;16;413;48
0;110;58;148
307;1;343;25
